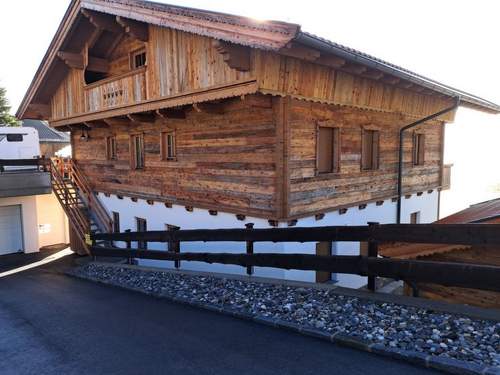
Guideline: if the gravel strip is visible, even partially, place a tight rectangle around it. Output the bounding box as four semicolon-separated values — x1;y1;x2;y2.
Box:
72;263;500;368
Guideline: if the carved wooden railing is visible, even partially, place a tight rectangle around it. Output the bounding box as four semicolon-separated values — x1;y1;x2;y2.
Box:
84;68;147;112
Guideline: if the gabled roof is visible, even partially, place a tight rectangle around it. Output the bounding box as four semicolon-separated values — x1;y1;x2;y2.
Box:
436;197;500;224
22;119;70;143
16;0;500;119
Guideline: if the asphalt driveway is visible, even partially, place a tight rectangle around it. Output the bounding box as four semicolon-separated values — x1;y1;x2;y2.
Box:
0;256;439;375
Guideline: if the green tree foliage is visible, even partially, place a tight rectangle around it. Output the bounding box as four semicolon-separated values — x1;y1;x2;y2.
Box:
0;87;19;126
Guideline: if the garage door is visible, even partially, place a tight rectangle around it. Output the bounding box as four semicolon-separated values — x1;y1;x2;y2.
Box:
0;205;23;255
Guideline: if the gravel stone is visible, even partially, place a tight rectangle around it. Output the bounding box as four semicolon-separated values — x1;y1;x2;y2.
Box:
72;263;500;368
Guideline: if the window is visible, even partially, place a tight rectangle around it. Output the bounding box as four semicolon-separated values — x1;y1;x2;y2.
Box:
413;133;425;166
7;134;23;142
410;211;421;224
361;129;380;171
132;50;146;69
317;127;340;174
131;134;144;169
136;217;147;249
106;136;117;160
112;212;120;233
161;131;176;160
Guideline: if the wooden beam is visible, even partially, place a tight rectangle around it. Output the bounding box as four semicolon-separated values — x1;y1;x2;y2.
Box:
212;40;250;71
280;42;321;61
315;54;346;69
24;103;50;119
102;116;131;127
116;16;148;42
83;120;109;128
342;63;367;75
155;108;186;119
87;56;109;73
81;9;122;33
380;75;401;85
362;69;384;80
397;80;414;89
57;51;84;69
127;112;156;123
192;102;225;114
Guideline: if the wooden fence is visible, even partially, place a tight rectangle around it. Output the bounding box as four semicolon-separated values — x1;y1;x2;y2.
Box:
91;223;500;293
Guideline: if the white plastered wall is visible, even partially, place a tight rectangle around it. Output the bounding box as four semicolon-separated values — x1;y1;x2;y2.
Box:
97;190;439;288
36;193;69;248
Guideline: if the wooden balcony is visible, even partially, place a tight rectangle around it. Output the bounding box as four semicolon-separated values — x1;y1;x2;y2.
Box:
441;163;453;190
84;68;147;113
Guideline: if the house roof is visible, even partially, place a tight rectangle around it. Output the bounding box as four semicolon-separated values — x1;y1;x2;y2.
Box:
22;119;70;143
380;197;500;259
16;0;500;119
436;197;500;224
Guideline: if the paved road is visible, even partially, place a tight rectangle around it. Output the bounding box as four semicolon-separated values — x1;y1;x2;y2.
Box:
0;256;439;375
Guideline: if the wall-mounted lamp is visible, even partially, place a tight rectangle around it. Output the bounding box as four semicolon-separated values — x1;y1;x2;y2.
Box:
80;128;89;142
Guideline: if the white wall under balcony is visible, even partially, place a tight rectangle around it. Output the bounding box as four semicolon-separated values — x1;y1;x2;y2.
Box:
97;190;439;289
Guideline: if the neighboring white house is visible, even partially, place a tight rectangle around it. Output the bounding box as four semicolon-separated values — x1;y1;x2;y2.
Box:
0;126;68;256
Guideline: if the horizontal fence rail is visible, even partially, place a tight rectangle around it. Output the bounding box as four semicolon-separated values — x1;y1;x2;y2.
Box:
93;224;500;246
91;247;500;292
91;223;500;294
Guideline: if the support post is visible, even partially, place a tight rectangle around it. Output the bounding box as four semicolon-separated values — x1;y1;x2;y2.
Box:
170;227;181;269
125;229;132;264
367;222;379;292
245;223;254;275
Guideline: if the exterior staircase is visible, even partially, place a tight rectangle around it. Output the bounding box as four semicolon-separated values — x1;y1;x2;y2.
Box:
50;157;112;255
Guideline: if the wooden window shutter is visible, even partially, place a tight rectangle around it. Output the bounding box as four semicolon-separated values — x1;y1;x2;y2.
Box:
372;130;380;169
317;127;340;174
332;127;341;173
418;133;425;165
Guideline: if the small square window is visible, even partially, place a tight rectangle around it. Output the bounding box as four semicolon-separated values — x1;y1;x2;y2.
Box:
132;50;146;69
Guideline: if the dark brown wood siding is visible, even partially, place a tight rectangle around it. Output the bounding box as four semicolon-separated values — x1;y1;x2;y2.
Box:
72;95;278;217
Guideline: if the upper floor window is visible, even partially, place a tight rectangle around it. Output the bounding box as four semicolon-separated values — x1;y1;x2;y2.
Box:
317;127;340;174
413;133;425;166
361;129;380;171
106;136;117;160
161;131;176;160
132;49;146;70
131;134;144;169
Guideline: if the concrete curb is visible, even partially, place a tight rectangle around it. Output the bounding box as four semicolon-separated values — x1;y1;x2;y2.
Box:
66;269;499;375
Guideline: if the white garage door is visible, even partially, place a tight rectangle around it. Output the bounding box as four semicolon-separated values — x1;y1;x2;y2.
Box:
0;205;24;255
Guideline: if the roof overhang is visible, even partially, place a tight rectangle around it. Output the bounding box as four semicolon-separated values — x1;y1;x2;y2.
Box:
16;0;500;120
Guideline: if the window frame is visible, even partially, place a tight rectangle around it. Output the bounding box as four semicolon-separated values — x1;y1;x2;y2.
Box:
106;135;117;160
412;132;425;166
361;128;380;171
316;125;341;175
112;211;120;233
160;130;177;161
130;48;147;70
136;217;147;249
130;134;145;170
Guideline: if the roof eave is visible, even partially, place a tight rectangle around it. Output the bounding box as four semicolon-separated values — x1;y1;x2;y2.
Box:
295;32;500;114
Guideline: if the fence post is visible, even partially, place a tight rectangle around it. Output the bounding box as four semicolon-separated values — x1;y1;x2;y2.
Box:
367;222;379;292
245;223;254;276
170;227;181;269
125;229;132;264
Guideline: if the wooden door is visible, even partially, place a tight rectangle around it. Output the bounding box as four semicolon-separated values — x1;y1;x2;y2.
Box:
315;241;332;283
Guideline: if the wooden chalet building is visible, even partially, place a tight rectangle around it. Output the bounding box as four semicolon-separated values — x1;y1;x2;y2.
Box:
17;0;500;287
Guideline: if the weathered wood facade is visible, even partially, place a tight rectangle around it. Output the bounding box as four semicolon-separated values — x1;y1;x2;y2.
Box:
18;0;499;222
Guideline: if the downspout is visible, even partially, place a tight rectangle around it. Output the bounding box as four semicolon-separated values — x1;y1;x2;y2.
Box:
396;97;460;223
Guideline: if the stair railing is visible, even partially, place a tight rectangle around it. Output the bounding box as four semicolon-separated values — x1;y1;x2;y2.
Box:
49;158;91;253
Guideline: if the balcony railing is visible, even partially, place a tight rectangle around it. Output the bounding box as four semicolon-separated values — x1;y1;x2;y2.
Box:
84;68;147;113
0;158;51;198
441;163;453;190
